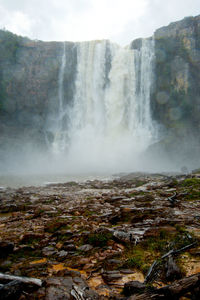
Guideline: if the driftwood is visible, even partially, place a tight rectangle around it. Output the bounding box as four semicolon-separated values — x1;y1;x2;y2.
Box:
71;285;86;300
128;272;200;300
167;192;188;206
0;280;23;300
167;192;177;206
0;272;43;287
145;242;197;284
70;284;99;300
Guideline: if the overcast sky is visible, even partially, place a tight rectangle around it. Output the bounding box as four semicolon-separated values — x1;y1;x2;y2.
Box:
0;0;199;45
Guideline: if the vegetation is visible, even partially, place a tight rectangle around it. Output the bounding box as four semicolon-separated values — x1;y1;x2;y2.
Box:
123;227;197;275
0;29;22;111
0;29;21;63
181;178;200;187
88;232;113;247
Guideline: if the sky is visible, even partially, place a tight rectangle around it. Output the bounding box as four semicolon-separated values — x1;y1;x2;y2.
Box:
0;0;199;45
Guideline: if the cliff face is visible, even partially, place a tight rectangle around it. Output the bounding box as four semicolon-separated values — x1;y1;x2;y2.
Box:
149;15;200;166
0;31;77;161
0;15;200;170
152;15;200;132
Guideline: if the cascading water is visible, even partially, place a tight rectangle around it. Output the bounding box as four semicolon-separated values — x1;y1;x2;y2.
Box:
51;42;69;154
51;38;157;173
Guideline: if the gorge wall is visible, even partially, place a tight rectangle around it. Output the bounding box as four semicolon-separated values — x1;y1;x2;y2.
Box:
0;15;199;173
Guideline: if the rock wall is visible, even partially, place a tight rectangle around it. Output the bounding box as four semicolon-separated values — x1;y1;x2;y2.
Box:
0;31;77;160
149;15;200;167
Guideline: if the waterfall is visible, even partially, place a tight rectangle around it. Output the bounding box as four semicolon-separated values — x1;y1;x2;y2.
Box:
58;38;157;173
51;42;69;154
58;42;66;115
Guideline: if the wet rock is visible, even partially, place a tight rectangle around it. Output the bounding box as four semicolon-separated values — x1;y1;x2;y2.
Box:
0;241;14;258
123;280;146;296
20;233;44;244
109;213;121;224
62;243;76;251
57;270;81;277
83;263;95;270
102;271;122;282
78;257;91;265
113;231;134;243
57;250;68;260
108;196;125;203
42;246;57;257
45;277;99;300
45;286;71;300
107;259;122;265
120;269;134;274
78;244;93;252
17;245;35;251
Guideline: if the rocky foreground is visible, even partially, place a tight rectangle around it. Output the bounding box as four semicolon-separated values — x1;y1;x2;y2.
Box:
1;172;200;299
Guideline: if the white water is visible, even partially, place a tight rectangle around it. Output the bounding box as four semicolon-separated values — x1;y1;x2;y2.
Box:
51;39;157;173
51;42;69;154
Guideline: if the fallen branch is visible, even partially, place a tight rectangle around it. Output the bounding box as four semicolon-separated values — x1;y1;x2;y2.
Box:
129;272;200;300
144;242;197;284
0;272;43;287
0;280;23;300
71;285;89;300
167;192;177;206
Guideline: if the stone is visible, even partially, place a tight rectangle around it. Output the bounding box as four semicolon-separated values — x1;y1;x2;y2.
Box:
113;230;134;243
42;246;57;257
107;259;122;265
20;233;44;244
57;250;68;259
62;243;76;251
78;258;91;265
83;263;94;270
45;286;71;300
0;242;14;258
123;281;146;296
45;277;99;300
102;271;122;282
78;244;93;252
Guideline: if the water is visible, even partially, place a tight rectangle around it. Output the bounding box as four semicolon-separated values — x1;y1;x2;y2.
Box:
51;42;68;154
0;173;112;188
50;38;157;174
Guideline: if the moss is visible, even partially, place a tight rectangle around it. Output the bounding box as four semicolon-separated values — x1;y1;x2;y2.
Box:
142;230;171;253
125;248;151;274
178;178;200;201
87;232;113;247
83;210;96;217
0;261;12;272
185;190;200;200
168;179;178;187
0;30;21;63
8;249;42;262
123;227;197;275
181;178;200;187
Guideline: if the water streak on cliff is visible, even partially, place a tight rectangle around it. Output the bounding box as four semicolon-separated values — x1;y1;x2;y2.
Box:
51;42;68;153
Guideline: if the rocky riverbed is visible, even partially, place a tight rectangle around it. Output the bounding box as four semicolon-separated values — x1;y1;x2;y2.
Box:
1;171;200;299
